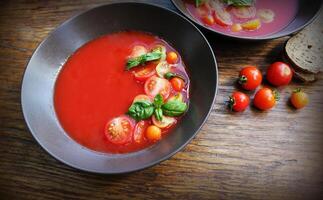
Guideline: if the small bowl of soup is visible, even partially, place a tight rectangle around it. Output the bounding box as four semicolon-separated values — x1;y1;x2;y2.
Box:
21;2;217;173
172;0;322;40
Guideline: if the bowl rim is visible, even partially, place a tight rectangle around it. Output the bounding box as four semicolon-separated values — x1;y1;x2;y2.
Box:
21;1;218;174
171;0;322;41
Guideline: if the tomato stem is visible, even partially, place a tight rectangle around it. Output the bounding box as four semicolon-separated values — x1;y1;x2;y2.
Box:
273;90;280;101
226;96;235;111
238;75;247;85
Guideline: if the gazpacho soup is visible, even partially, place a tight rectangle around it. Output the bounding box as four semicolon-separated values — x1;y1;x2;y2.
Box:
185;0;298;37
54;31;190;154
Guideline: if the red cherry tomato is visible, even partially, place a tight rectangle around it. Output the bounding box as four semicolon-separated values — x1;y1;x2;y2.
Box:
253;88;278;110
266;62;293;86
105;116;134;145
170;77;185;92
144;76;171;99
228;91;250;112
133;63;156;81
239;66;262;90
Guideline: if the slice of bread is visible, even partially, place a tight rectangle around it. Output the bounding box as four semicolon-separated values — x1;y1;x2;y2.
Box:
282;51;317;82
285;11;323;74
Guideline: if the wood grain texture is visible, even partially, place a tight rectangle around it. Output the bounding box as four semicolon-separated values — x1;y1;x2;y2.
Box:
1;1;323;199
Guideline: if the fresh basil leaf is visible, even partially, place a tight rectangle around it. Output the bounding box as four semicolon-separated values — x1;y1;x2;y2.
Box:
126;48;162;70
222;0;254;6
154;108;163;121
162;100;187;117
127;100;154;121
154;94;163;108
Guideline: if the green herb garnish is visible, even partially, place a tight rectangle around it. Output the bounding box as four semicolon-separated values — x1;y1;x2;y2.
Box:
162;99;188;117
222;0;254;6
126;47;163;70
127;93;188;121
127;100;154;121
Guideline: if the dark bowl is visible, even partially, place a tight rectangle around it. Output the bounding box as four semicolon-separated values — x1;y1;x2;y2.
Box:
21;2;218;174
171;0;322;40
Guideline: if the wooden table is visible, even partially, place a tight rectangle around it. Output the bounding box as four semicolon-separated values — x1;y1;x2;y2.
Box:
1;1;322;199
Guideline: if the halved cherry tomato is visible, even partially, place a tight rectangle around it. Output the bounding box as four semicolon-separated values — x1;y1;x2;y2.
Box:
129;45;147;58
133;63;156;81
133;94;152;103
239;66;262;90
253;88;278;110
144;76;171;99
266;62;293;86
146;125;162;141
232;6;256;19
152;115;176;129
105;116;134;145
228;91;249;112
290;89;309;109
134;120;150;143
156;61;170;77
202;14;215;26
170;77;185;92
214;9;233;26
241;19;261;30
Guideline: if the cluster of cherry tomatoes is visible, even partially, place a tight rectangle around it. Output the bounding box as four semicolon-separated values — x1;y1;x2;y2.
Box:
228;61;309;112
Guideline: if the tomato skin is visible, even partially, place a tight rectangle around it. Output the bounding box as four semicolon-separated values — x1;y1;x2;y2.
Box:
104;116;134;145
146;125;162;141
133;120;150;143
170;77;185;92
133;63;156;81
239;66;262;90
290;89;309;109
228;91;249;112
202;14;215;26
253;88;277;110
266;62;293;86
144;76;171;99
166;51;179;64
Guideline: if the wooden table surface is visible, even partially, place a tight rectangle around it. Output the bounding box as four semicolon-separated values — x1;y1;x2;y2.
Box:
1;1;323;199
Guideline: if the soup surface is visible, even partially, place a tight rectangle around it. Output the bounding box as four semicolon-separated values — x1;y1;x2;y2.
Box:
185;0;298;37
54;31;190;153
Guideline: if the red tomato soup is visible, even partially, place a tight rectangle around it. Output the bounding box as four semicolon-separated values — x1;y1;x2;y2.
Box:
54;31;190;154
185;0;298;37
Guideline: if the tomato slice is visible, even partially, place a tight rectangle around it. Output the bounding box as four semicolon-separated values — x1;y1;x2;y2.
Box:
214;9;233;26
144;76;171;99
133;120;150;143
133;63;156;81
156;61;170;78
133;94;152;103
152;115;176;129
105;116;134;145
